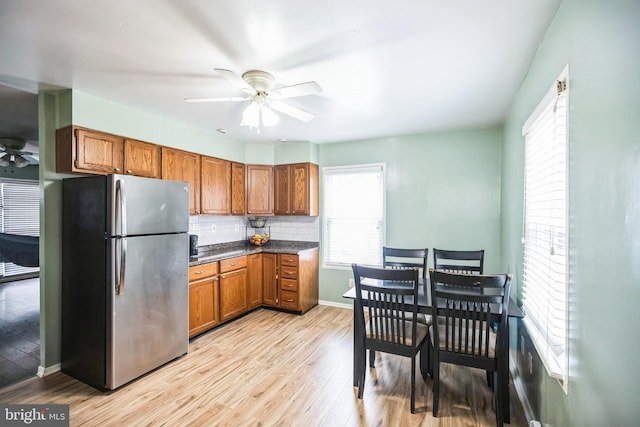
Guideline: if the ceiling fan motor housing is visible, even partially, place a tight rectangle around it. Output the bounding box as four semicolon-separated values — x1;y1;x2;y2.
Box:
242;70;276;92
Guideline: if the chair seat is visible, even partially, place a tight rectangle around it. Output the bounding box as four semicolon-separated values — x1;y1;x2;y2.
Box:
367;319;429;346
429;323;497;358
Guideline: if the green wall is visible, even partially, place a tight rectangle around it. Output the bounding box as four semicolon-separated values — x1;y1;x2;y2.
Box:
500;0;640;426
318;128;502;303
71;91;245;162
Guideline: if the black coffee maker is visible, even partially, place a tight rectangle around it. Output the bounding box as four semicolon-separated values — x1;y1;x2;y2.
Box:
189;234;198;256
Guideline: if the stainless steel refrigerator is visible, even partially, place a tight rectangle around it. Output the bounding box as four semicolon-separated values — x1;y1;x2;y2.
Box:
62;174;190;390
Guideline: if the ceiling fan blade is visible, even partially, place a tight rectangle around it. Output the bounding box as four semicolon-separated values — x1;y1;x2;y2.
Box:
214;68;256;95
269;100;315;122
184;96;249;103
271;81;322;99
22;154;39;164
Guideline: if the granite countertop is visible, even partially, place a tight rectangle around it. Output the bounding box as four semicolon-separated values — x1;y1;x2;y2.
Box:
189;240;319;266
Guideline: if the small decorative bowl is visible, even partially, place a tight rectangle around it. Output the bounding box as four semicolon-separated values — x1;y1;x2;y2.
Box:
249;217;266;228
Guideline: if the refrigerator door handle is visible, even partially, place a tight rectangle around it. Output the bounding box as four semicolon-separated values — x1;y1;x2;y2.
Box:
116;178;128;237
117;238;127;295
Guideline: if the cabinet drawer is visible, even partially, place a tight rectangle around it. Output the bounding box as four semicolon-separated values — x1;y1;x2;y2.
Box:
220;255;248;273
280;290;299;310
189;262;219;281
280;278;298;292
279;266;298;279
279;254;298;267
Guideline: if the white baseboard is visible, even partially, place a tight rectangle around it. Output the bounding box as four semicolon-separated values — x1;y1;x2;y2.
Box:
37;363;61;378
318;299;352;309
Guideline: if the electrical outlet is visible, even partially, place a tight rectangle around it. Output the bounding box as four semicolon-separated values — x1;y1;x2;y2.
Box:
348;278;355;288
211;224;216;233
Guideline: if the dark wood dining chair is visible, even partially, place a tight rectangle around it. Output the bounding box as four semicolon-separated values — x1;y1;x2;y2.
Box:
351;264;428;413
381;246;430;369
382;246;428;280
433;248;485;274
428;269;512;427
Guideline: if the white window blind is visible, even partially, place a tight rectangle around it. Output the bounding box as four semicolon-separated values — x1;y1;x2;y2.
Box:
0;179;40;277
521;66;569;392
322;164;385;269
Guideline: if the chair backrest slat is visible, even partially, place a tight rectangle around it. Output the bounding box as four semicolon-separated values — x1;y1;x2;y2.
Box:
433;248;484;275
383;247;428;280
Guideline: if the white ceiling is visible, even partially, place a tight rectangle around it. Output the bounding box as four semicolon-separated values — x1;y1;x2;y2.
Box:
0;0;561;147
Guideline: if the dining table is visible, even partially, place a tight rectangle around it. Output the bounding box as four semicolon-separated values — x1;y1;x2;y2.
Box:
342;276;523;422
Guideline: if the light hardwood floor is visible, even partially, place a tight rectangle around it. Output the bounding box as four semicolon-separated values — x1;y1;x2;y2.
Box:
0;305;526;426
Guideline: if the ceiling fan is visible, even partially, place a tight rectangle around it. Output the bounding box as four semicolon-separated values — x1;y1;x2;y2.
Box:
0;137;39;169
185;69;322;128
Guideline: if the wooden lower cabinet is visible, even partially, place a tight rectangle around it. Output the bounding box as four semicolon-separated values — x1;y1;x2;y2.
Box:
262;250;319;313
247;253;263;309
188;263;220;338
219;256;248;322
262;253;278;307
189;249;318;337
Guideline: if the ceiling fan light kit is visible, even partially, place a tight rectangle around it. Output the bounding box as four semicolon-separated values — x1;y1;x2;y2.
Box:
0;137;37;169
185;68;322;131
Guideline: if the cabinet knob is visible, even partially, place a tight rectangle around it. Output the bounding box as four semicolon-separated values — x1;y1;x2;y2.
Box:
114;168;121;172
126;169;132;174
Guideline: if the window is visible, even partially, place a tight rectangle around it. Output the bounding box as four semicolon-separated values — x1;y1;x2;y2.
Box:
521;66;569;392
0;178;40;277
322;164;385;269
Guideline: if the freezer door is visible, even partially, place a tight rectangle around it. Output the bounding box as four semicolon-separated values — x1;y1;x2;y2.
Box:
108;174;189;237
107;233;188;389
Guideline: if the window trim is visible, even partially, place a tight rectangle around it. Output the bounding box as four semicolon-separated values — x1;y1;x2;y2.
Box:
521;65;569;394
321;163;386;270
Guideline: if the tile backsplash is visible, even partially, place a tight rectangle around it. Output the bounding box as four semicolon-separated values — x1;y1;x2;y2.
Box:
189;215;319;246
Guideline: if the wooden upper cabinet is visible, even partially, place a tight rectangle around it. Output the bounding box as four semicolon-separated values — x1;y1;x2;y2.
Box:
201;156;231;215
246;164;274;216
56;126;124;174
56;126;161;179
274;163;319;216
124;138;160;178
162;147;201;215
274;165;290;215
292;163;318;216
231;162;246;216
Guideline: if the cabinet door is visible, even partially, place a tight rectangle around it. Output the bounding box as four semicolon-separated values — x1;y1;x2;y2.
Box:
219;268;248;321
262;253;278;307
75;128;124;174
246;165;274;215
162;148;201;215
189;276;220;338
124;138;160;178
291;163;319;216
274;164;290;215
231;162;246;215
247;253;263;309
201;156;231;215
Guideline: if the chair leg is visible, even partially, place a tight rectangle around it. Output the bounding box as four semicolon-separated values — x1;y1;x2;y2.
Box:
420;341;431;379
369;349;375;368
486;370;493;388
357;356;366;399
410;356;416;413
494;370;504;427
432;354;439;417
